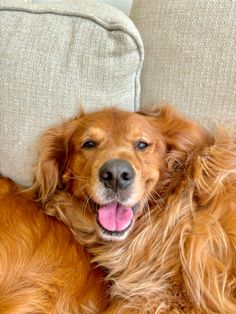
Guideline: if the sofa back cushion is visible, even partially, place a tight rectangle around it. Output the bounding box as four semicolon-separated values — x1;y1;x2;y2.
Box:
0;0;143;186
131;0;236;127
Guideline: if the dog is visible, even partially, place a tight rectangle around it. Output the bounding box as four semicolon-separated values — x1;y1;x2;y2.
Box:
0;178;108;313
4;105;236;313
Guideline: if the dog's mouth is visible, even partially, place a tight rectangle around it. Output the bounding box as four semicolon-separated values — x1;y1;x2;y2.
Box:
91;200;139;238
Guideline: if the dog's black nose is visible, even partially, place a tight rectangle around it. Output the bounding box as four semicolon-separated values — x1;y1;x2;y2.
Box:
99;159;135;191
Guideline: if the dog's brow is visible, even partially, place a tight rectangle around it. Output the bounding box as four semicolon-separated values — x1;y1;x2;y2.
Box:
83;127;105;138
126;125;152;141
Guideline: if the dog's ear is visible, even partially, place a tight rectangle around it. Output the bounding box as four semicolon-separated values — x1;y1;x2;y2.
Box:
139;105;212;153
32;118;79;203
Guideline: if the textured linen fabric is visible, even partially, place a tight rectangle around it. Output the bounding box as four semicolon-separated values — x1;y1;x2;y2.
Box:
130;0;236;127
0;0;144;186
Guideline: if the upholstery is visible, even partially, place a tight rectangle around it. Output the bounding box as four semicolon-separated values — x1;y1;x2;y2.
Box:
0;0;143;185
131;0;236;127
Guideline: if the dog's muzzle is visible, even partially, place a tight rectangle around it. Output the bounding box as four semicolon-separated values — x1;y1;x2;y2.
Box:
95;159;136;236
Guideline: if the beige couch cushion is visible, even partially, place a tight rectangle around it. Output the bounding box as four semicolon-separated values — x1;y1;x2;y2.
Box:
131;0;236;127
0;0;144;186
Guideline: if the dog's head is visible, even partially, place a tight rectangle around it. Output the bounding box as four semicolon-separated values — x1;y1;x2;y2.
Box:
33;106;210;241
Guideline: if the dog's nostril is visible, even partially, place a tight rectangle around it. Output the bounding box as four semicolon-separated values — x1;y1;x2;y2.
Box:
99;159;135;191
101;171;113;181
121;172;132;181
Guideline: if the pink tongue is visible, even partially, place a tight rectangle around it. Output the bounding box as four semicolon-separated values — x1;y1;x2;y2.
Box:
98;202;133;232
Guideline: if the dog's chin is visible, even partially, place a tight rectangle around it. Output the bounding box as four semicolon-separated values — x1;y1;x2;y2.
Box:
97;222;133;241
89;199;139;241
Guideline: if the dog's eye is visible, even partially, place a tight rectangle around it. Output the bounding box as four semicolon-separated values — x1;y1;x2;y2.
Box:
81;140;97;149
135;141;150;151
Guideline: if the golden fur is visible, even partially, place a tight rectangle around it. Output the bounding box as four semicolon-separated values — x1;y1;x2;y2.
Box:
0;178;108;313
9;106;236;313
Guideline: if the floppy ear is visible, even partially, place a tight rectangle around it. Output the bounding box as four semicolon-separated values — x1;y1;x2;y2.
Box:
139;105;212;153
32;118;79;203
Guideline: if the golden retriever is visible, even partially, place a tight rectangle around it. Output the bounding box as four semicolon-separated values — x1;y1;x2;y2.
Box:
33;105;236;313
2;105;236;313
0;179;108;313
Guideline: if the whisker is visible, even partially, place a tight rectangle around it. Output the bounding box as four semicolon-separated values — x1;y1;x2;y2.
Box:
66;169;88;183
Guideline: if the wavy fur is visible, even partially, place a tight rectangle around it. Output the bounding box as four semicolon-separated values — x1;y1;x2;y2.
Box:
0;178;108;313
33;106;236;313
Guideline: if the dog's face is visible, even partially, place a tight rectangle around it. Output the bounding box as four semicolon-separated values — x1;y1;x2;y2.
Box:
63;110;166;240
34;106;210;241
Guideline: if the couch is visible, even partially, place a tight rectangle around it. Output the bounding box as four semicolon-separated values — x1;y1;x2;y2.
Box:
1;0;236;186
